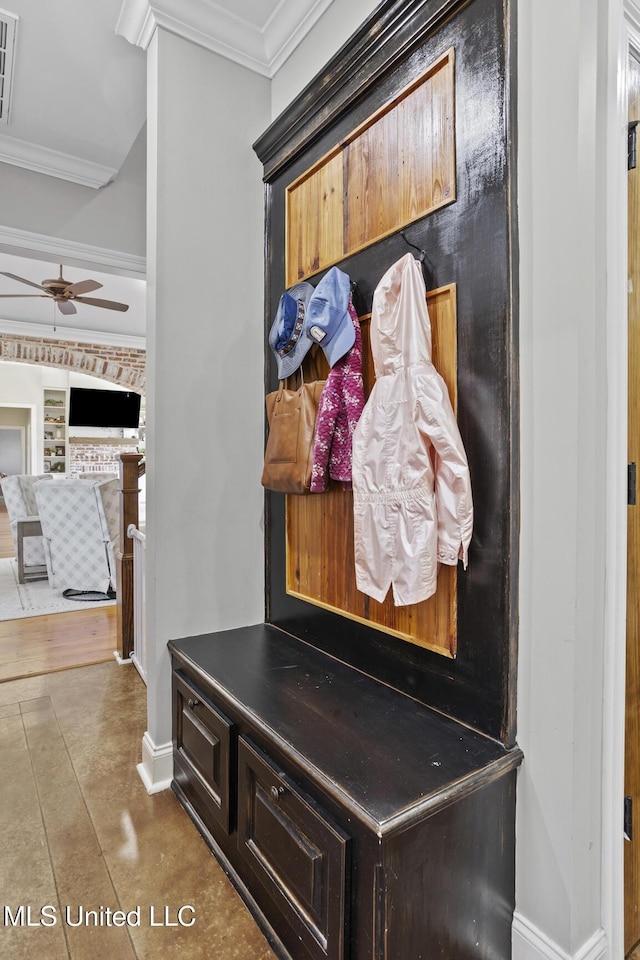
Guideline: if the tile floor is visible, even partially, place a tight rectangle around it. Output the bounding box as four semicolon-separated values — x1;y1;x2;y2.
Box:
0;661;276;960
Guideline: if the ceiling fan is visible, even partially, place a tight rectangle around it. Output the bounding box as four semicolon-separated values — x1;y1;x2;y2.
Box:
0;264;129;315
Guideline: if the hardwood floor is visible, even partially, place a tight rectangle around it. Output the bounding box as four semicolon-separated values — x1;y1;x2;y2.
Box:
0;502;117;682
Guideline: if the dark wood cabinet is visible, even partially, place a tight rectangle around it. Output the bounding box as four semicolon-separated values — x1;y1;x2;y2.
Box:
173;670;234;836
237;736;350;960
170;626;522;960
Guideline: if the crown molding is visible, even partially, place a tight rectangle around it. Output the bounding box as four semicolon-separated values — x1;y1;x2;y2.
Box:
0;317;145;350
0;226;146;278
0;133;118;189
116;0;335;77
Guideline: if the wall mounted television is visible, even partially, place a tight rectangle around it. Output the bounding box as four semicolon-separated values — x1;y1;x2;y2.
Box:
69;388;141;429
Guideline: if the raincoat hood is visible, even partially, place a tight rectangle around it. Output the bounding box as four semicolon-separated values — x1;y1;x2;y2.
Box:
370;253;432;376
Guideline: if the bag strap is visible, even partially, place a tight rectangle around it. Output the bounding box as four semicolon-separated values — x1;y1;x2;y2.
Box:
280;345;323;391
306;345;321;382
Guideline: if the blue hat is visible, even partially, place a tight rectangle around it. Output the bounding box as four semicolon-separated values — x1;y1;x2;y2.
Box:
268;281;315;379
303;267;354;367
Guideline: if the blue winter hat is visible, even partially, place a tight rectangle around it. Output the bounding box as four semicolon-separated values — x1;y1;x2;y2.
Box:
303;267;354;367
268;281;315;379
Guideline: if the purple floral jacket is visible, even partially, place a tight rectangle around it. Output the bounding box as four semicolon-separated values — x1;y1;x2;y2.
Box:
310;300;365;492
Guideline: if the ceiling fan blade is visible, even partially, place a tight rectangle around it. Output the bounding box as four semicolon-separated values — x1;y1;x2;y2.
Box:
0;271;47;291
57;299;77;315
64;279;103;296
0;293;49;298
74;296;129;312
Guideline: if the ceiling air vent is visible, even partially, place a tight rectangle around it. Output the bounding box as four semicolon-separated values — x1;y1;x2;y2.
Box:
0;10;18;124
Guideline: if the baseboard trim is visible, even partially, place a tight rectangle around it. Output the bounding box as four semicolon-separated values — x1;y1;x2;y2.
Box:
512;913;607;960
136;731;173;794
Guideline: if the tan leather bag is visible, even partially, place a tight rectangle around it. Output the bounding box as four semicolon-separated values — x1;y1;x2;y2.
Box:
261;361;326;495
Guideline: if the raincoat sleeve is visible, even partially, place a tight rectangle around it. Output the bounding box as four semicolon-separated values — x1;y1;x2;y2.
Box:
417;375;473;568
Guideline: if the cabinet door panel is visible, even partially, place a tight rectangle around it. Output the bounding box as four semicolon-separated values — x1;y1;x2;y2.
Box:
173;671;234;834
237;736;350;960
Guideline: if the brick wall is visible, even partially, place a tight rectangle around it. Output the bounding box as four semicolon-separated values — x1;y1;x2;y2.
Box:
0;334;146;393
68;441;139;478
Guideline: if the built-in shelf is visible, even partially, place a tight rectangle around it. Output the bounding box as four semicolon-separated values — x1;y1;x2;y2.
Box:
43;389;67;474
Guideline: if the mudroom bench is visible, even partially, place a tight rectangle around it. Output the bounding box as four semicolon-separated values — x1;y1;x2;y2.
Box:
169;625;522;960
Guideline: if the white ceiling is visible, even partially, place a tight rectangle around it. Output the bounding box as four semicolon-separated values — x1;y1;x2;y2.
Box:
0;252;146;343
0;0;331;344
0;0;147;186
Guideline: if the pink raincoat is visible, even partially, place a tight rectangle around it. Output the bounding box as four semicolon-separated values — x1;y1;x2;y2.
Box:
352;253;473;607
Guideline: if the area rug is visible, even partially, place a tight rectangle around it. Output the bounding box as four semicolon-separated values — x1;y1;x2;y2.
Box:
0;557;116;621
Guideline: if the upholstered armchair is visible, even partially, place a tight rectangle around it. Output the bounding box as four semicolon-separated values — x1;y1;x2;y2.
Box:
78;471;118;481
34;477;120;596
0;473;53;574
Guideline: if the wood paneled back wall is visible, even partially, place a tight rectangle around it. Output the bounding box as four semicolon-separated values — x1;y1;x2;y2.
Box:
286;48;455;287
287;285;459;659
255;0;518;745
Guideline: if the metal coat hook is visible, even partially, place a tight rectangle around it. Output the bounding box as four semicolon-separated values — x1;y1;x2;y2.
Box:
400;230;427;263
630;121;639;171
400;230;432;286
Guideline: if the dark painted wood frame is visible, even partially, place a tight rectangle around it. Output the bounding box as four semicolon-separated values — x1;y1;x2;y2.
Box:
254;0;518;747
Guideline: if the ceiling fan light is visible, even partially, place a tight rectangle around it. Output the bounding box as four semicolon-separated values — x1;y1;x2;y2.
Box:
57;299;76;315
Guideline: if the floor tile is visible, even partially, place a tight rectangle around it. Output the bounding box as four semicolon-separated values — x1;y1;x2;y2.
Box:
21;699;136;960
0;712;68;960
0;661;277;960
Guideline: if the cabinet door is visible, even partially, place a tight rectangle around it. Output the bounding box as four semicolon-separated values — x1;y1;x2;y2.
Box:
173;671;234;834
237;736;350;960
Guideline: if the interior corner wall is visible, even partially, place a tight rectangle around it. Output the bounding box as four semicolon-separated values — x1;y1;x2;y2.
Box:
144;28;270;749
515;0;607;956
0;125;146;258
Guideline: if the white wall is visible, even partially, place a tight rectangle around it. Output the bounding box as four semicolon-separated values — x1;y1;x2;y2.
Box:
143;29;270;762
515;0;608;956
0;360;43;403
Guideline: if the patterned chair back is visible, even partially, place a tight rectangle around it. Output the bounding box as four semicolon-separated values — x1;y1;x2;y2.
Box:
34;478;120;594
78;471;118;481
0;473;53;567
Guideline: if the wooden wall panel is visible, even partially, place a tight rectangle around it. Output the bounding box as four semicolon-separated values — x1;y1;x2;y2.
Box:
286;285;458;658
285;48;456;288
286;151;344;285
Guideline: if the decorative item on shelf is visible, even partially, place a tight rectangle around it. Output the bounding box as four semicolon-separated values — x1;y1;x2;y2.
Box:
50;462;65;473
44;447;54;457
55;427;63;439
43;462;51;472
55;446;65;457
44;431;54;440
